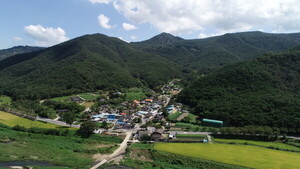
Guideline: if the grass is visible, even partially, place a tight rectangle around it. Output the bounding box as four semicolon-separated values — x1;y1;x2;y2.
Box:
176;134;206;139
175;122;199;131
214;139;300;151
0;96;12;105
167;111;181;121
0;111;74;130
0;126;115;168
78;93;99;101
124;88;146;101
155;143;300;169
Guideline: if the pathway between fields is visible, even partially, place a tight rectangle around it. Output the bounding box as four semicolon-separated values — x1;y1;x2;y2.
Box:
90;132;132;169
176;112;189;121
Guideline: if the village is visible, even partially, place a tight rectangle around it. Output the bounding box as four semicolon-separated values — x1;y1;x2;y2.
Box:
72;80;222;143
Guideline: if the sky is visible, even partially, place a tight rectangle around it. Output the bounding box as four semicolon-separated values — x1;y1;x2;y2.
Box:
1;0;300;49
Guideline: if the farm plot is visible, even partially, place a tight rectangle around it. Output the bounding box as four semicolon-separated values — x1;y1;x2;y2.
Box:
155;143;300;169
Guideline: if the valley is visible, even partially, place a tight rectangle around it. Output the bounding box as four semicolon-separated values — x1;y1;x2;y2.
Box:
0;31;300;169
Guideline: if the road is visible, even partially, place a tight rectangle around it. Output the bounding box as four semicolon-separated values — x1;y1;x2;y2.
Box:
36;116;80;128
90;132;132;169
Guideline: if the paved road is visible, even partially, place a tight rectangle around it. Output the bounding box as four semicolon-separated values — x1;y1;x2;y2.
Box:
36;116;80;128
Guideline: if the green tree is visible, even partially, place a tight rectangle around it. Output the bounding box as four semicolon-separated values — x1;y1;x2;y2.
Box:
161;107;168;117
64;112;75;127
79;121;98;134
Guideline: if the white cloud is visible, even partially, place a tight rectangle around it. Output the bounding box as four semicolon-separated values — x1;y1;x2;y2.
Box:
122;23;137;30
13;37;23;42
130;35;137;40
24;25;69;47
111;0;300;34
98;14;113;29
89;0;112;4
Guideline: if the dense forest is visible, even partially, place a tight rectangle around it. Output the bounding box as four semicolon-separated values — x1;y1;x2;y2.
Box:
0;34;180;100
134;31;300;73
178;49;300;129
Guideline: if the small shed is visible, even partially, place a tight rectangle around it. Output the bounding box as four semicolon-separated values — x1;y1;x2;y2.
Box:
202;118;223;127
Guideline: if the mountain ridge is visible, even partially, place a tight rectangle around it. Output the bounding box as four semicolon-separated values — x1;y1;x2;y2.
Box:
133;31;300;73
0;45;44;61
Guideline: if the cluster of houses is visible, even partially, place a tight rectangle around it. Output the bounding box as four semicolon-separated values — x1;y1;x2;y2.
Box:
134;127;166;141
89;96;166;129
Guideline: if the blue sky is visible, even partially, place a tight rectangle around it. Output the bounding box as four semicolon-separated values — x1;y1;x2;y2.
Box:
1;0;300;49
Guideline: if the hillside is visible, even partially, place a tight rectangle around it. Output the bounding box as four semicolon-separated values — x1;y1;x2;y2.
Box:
134;31;300;73
0;34;180;100
177;49;300;129
0;46;44;61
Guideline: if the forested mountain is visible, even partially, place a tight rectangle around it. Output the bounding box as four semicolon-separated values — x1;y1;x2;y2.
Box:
178;49;300;129
1;31;300;101
0;46;44;61
0;34;179;100
138;32;184;46
134;31;300;73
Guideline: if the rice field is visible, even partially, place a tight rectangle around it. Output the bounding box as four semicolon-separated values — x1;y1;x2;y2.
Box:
155;143;300;169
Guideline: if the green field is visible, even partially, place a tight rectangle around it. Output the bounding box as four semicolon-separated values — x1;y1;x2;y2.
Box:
155;143;300;169
0;126;117;168
125;92;146;101
186;113;197;123
0;96;12;105
167;111;181;121
49;93;99;102
0;111;74;129
215;138;300;151
176;134;206;139
121;143;247;169
175;122;200;131
78;93;99;101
